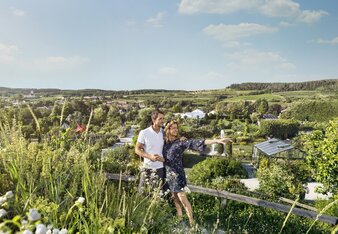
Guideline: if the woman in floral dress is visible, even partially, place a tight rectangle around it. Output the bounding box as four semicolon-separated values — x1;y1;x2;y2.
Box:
163;120;232;226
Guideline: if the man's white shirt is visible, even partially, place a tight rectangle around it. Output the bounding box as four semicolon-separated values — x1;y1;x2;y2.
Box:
137;126;164;169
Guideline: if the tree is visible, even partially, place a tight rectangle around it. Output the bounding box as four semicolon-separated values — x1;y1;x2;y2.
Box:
255;98;269;116
268;104;282;116
260;119;299;139
302;118;338;193
92;107;106;125
226;102;244;120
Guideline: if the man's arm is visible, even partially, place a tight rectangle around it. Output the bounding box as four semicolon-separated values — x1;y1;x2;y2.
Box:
135;142;159;161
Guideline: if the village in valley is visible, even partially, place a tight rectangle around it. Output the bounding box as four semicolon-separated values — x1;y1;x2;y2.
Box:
0;80;337;233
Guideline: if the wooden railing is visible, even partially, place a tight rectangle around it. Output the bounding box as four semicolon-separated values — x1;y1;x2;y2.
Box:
105;173;338;225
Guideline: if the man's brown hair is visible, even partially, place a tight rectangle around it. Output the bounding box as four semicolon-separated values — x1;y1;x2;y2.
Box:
151;109;164;123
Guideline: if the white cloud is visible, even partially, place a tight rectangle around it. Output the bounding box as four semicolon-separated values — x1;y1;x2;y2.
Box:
315;37;338;45
260;0;299;18
13;9;26;17
203;23;278;47
259;0;328;24
0;43;19;63
178;0;261;14
179;0;328;24
225;49;295;70
157;66;177;75
147;12;166;28
297;10;329;24
279;21;293;27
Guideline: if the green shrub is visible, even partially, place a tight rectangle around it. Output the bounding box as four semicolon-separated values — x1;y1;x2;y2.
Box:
210;177;248;193
259;119;299;139
257;163;305;199
188;157;247;185
102;146;138;175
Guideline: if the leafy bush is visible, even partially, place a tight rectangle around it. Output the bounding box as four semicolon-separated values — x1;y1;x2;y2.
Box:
188;157;247;185
257;163;305;199
259;119;299;139
102;146;139;175
302;118;338;193
210;177;247;193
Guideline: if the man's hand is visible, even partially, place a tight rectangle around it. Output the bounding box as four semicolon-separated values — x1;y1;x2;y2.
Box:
155;155;165;162
149;154;165;162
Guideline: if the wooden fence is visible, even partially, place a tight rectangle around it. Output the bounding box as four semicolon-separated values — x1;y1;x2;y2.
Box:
105;173;338;225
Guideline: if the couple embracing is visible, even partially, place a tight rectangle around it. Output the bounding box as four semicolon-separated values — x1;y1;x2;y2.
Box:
135;109;231;226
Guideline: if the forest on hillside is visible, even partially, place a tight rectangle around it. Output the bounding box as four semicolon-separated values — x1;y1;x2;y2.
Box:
229;79;338;92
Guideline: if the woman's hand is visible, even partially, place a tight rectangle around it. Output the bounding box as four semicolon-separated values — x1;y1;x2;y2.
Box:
179;136;187;141
217;138;232;144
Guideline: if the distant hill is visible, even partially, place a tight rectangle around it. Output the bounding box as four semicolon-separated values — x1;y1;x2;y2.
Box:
0;87;186;96
228;79;338;92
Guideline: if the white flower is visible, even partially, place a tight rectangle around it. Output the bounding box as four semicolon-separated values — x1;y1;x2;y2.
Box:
28;208;41;222
158;191;164;197
0;196;6;205
5;191;14;199
35;224;47;234
150;172;157;179
0;208;7;218
183;186;191;194
22;230;33;234
52;229;60;234
59;229;67;234
76;197;85;204
46;230;52;234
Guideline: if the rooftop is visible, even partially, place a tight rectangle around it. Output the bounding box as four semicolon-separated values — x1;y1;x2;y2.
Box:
254;138;293;156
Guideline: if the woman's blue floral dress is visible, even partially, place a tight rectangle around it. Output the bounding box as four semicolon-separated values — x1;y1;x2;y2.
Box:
163;139;205;192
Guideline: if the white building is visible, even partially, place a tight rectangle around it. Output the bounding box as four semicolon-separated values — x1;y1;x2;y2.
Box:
177;109;206;119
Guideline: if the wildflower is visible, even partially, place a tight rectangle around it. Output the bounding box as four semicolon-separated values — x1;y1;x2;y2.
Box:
164;189;170;196
0;196;6;206
21;220;29;229
0;208;7;218
158;191;164;197
28;208;41;222
52;229;60;234
5;191;13;199
76;197;85;204
35;224;47;234
22;230;33;234
59;228;67;234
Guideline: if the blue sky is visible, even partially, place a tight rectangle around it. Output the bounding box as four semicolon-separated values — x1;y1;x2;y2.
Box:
0;0;338;90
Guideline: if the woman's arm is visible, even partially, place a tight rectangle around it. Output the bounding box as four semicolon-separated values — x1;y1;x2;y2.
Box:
204;138;232;145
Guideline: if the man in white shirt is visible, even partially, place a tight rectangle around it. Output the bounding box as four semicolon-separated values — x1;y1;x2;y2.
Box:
135;109;165;191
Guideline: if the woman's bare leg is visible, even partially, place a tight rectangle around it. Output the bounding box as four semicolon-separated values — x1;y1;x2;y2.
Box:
172;192;183;219
177;192;194;226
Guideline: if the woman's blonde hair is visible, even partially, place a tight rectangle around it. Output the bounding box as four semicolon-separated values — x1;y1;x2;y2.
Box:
164;120;179;142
